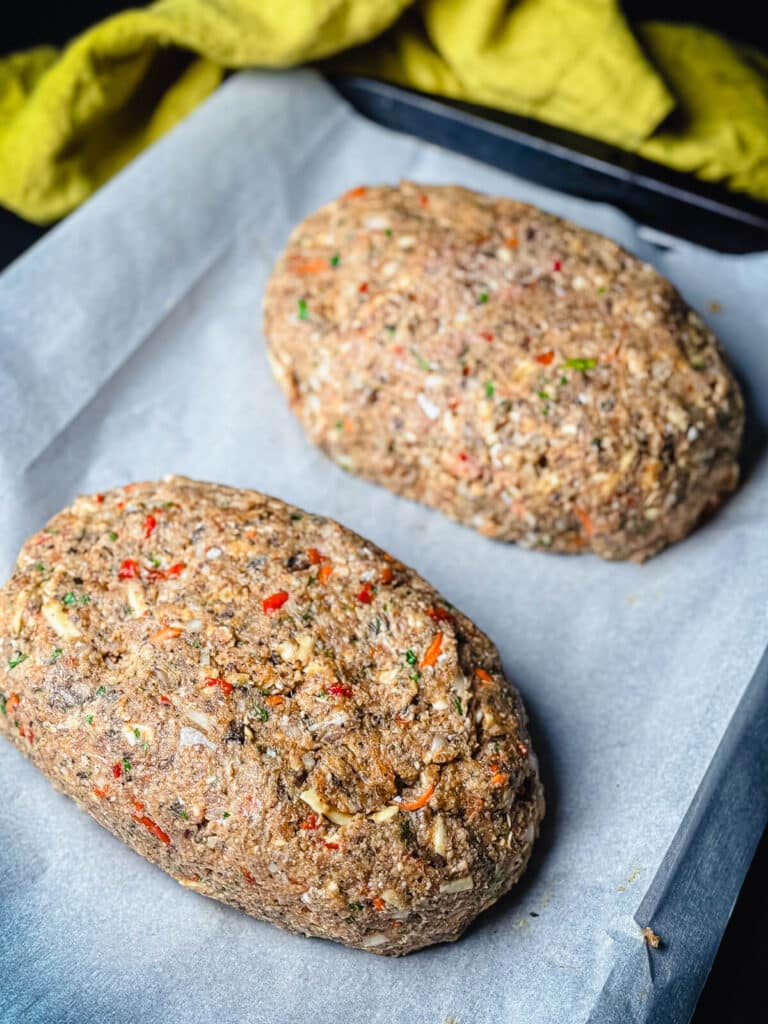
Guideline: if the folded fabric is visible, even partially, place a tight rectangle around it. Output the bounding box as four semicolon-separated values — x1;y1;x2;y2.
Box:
0;0;766;224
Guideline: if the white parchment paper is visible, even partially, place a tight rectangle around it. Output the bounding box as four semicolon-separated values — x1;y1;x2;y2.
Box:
1;70;767;1024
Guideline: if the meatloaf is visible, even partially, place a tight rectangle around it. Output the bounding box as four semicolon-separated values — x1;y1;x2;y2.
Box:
0;477;543;955
263;182;743;562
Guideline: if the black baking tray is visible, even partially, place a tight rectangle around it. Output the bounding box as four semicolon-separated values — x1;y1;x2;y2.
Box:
330;75;768;254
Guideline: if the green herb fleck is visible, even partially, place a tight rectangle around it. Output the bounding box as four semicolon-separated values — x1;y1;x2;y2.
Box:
123;603;133;617
95;685;106;696
409;347;432;372
108;531;119;542
8;652;27;669
252;705;269;722
334;420;343;430
478;291;489;304
385;228;393;237
453;696;463;715
348;901;364;912
150;554;161;568
372;618;381;635
409;670;421;682
485;380;495;398
81;594;90;604
0;697;6;716
122;758;132;774
559;375;568;386
180;808;188;820
330;253;341;267
405;650;417;666
538;390;550;401
62;592;77;606
308;575;317;586
86;715;94;725
597;286;606;294
142;741;150;753
51;648;63;664
297;297;309;321
133;727;141;739
291;513;303;521
385;325;396;336
35;563;46;572
223;811;230;819
563;357;597;372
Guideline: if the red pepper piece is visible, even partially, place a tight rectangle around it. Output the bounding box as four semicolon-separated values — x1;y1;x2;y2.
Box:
326;683;353;698
553;259;562;271
143;514;157;539
112;762;122;779
262;591;289;613
356;581;374;604
205;677;234;695
427;606;453;623
118;558;139;580
535;351;554;365
300;813;318;831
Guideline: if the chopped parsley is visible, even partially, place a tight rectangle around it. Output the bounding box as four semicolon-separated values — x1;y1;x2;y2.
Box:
538;390;550;401
149;554;161;568
223;811;230;819
563;357;597;372
180;808;188;820
478;292;489;303
95;685;106;696
385;325;396;335
330;253;341;267
8;653;27;669
409;347;432;372
405;650;417;666
109;531;118;542
297;297;309;321
51;648;63;664
334;420;343;430
409;670;421;683
0;697;6;716
348;901;364;912
385;228;393;237
485;380;495;398
62;592;77;606
122;758;132;774
252;705;269;722
35;563;46;572
453;696;464;715
86;715;94;725
371;618;381;635
133;727;141;739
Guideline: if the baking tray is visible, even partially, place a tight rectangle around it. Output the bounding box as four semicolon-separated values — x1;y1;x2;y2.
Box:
331;75;768;254
0;70;767;1024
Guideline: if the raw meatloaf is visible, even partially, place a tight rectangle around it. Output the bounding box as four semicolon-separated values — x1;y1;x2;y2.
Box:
263;182;743;562
0;477;543;955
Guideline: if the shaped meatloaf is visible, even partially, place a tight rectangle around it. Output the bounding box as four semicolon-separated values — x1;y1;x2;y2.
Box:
263;182;743;562
0;477;543;955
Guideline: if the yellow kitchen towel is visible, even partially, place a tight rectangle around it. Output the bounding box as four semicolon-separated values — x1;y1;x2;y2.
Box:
1;0;766;224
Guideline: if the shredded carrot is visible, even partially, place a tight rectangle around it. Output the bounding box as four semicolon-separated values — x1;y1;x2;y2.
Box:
159;694;171;705
6;693;20;716
419;632;443;669
307;548;325;565
92;786;110;799
149;625;183;644
475;667;493;683
491;772;509;788
344;185;367;199
573;506;594;535
372;896;386;910
146;562;185;582
535;351;554;365
318;563;334;584
131;799;145;812
505;237;519;248
240;867;257;883
266;694;284;707
399;782;436;812
143;513;157;539
289;257;330;275
379;565;393;584
300;813;318;831
131;814;170;845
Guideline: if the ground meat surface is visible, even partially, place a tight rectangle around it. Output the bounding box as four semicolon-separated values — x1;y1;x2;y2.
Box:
0;477;543;955
263;182;743;561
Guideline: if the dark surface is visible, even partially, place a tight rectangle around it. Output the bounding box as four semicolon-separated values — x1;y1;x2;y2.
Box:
3;3;768;1021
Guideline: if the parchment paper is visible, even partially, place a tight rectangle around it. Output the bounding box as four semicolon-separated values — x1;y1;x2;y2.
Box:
1;70;767;1024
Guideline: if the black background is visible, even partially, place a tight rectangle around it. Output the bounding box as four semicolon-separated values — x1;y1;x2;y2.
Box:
2;4;767;1021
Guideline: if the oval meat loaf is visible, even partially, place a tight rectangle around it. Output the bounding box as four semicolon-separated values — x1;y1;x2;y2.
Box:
0;477;543;955
263;182;743;562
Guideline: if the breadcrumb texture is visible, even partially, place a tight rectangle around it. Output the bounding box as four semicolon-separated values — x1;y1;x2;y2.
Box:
0;477;543;955
264;182;743;561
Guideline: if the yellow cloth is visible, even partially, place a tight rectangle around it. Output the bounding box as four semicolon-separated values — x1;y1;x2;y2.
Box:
1;1;767;224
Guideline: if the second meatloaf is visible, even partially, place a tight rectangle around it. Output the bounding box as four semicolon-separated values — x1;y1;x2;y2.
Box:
263;182;743;562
